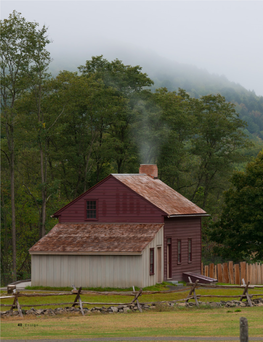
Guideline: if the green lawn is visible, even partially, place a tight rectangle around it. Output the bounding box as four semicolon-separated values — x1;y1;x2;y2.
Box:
1;307;263;340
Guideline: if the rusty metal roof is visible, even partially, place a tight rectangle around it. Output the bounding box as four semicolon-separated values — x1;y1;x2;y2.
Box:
112;174;206;216
29;223;163;254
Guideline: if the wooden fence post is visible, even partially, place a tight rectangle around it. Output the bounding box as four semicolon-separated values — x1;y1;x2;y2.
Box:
252;264;255;284
255;264;258;285
209;263;214;278
10;291;23;317
185;280;199;306
217;264;223;283
240;262;246;284
229;261;234;284
205;265;208;277
246;263;250;283
234;264;240;285
240;317;248;342
214;265;217;280
132;286;142;313
72;286;84;315
240;281;252;307
223;263;229;283
257;263;261;285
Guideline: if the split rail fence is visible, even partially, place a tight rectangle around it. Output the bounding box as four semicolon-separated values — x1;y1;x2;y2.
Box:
1;280;263;317
201;261;263;285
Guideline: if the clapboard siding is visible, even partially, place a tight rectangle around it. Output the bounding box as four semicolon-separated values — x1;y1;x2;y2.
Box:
31;226;163;288
164;217;202;281
31;254;143;288
141;226;164;286
58;176;164;223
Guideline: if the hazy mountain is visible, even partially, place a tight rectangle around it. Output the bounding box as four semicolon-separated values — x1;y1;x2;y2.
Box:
49;45;263;143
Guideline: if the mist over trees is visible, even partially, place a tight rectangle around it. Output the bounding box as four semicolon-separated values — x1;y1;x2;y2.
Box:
1;11;261;284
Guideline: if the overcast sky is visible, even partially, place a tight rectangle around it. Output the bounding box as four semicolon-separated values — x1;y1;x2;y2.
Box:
2;0;263;96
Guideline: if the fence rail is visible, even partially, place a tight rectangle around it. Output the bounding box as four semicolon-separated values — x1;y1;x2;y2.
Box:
201;261;263;284
1;280;263;317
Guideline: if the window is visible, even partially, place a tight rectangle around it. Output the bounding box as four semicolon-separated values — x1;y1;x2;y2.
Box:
188;238;192;263
86;201;97;219
150;248;154;275
177;240;181;264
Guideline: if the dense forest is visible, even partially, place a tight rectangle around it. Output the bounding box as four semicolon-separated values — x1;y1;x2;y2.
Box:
1;11;262;284
150;62;263;145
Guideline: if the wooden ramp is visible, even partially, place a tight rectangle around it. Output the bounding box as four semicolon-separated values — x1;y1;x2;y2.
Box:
183;272;217;284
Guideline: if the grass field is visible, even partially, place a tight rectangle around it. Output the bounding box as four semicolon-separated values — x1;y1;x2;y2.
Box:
1;307;263;340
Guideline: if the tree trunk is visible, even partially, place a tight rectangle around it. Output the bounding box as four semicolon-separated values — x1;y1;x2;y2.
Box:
7;123;17;281
40;146;46;238
11;149;16;280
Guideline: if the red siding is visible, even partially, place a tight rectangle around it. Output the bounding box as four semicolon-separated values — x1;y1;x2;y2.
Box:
164;217;201;281
58;176;165;223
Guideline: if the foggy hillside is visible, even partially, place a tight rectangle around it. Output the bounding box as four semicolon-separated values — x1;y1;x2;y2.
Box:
49;45;263;144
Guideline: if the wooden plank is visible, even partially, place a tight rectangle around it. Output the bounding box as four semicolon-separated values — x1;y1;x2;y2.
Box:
261;264;263;284
217;264;223;283
240;262;246;284
16;298;23;317
246;263;250;283
187;283;255;289
250;264;254;285
223;263;229;283
72;287;82;307
209;263;214;278
255;263;258;285
131;288;143;303
205;265;208;277
228;261;234;284
257;263;261;285
214;265;217;281
246;292;253;307
240;281;249;301
79;298;84;316
185;280;199;303
234;264;240;285
17;292;74;297
201;263;203;275
133;286;142;313
10;295;17;311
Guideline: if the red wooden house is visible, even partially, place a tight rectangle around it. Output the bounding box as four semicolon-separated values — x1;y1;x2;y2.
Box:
29;165;208;288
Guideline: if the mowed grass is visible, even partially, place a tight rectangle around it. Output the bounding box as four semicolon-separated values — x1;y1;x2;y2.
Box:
1;307;263;340
1;287;263;311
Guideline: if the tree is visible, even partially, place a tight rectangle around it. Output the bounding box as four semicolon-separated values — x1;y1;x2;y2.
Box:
189;94;250;210
209;150;263;261
154;88;196;191
0;11;51;279
79;56;154;173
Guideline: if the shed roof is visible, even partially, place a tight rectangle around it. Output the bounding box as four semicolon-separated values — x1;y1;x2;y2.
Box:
29;223;163;254
112;174;206;216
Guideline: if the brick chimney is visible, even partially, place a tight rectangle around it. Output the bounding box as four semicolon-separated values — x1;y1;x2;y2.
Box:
139;164;158;179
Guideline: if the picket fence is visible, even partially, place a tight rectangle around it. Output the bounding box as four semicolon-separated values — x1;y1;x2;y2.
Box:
201;261;263;285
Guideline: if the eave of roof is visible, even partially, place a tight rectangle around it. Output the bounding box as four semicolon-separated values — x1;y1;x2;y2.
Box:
168;213;210;218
